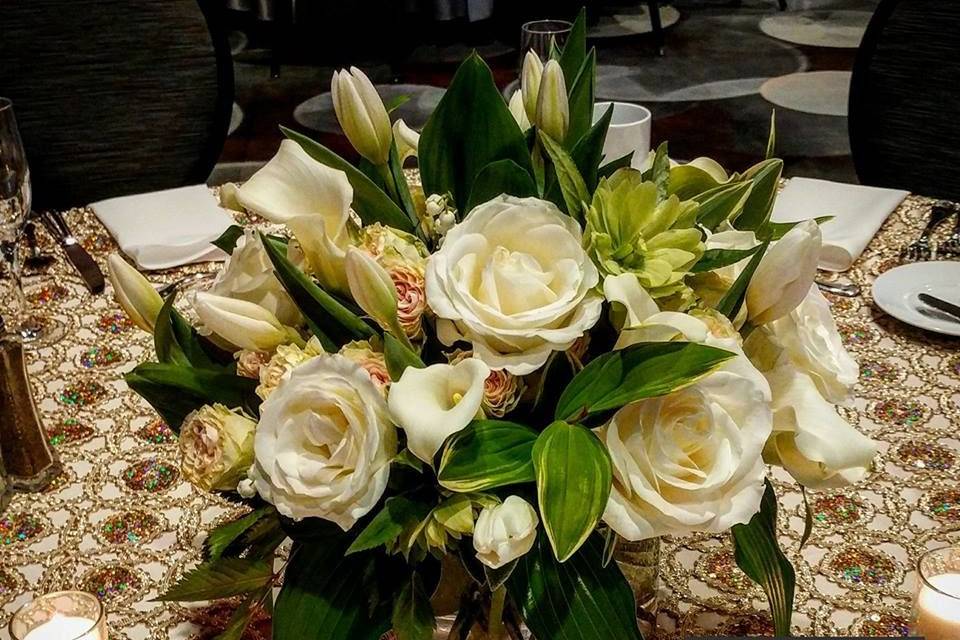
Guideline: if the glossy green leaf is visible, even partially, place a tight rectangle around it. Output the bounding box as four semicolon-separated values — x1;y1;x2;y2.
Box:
690;245;762;273
668;164;725;200
533;421;612;562
558;8;587;88
694;181;754;231
212;225;244;254
260;231;373;349
799;486;813;552
733;158;783;231
419;54;532;212
571;103;612;192
385;94;412;113
392;573;436;640
347;496;433;556
715;241;769;321
154;293;191;367
650;141;670;202
757;215;833;241
466;159;537;212
507;533;643;640
204;507;273;560
566;48;597;148
731;480;796;636
157;558;273;602
599;151;634;179
765;109;777;160
153;293;223;370
388;140;420;228
437;420;538;493
384;333;426;382
281;126;414;232
555;342;736;422
539;130;589;216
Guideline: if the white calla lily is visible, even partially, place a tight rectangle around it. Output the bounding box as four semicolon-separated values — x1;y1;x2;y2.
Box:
388;358;490;463
603;273;659;330
193;292;295;351
107;254;164;333
236;139;354;224
393;119;420;163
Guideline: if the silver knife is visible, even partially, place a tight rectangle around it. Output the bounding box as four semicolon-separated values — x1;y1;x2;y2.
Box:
918;293;960;323
40;210;105;294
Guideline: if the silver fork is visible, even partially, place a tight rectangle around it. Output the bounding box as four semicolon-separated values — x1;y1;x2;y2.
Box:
900;202;955;262
938;203;960;258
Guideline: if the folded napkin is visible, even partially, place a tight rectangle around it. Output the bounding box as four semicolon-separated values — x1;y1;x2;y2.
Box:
91;185;234;270
771;177;909;272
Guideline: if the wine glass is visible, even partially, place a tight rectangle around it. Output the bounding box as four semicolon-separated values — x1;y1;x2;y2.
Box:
0;97;43;341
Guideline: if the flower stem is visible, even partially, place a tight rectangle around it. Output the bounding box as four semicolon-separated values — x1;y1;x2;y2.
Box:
488;586;508;640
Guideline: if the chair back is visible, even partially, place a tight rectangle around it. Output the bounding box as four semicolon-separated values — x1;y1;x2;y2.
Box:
0;0;233;209
849;0;960;200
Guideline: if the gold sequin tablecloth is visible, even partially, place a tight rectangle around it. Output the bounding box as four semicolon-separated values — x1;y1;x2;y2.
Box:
1;196;959;639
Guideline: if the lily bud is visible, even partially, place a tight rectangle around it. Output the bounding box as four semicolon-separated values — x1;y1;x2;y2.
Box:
345;247;399;335
393;118;420;164
331;67;392;165
107;253;164;333
746;219;822;325
180;404;257;492
535;60;569;143
521;51;544;124
193;292;294;352
508;90;531;131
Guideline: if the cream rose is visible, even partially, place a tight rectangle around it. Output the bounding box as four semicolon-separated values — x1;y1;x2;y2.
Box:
426;195;603;375
180;404;256;492
256;336;326;400
339;340;391;391
448;349;525;418
251;355;397;528
601;313;773;540
209;230;302;327
473;496;539;569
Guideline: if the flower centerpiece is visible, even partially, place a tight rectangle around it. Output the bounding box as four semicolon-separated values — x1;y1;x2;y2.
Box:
109;11;876;639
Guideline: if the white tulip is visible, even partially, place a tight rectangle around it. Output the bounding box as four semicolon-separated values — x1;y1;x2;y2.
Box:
193;292;294;351
388;358;490;463
345;247;399;335
473;496;539;569
746;219;822;325
393;119;420;163
331;66;392;165
236;139;354;224
763;365;876;489
535;60;569;142
508;90;531;132
107;253;164;333
520;51;544;124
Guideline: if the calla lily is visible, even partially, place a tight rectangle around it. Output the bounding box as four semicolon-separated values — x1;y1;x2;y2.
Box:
193;292;296;351
521;51;544;124
332;66;392;165
508;90;531;131
746;219;822;325
345;247;399;334
393;119;420;163
107;253;164;333
286;212;355;295
535;60;569;142
236;139;354;224
603;273;659;330
388;358;490;463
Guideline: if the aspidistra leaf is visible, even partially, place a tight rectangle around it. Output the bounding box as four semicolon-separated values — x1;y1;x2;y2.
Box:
565;48;597;148
571;103;613;192
438;420;538;493
157;557;273;602
558;8;587;88
466;159;537;213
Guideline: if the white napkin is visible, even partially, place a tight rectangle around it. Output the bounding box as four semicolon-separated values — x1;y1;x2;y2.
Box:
91;185;234;270
772;177;909;272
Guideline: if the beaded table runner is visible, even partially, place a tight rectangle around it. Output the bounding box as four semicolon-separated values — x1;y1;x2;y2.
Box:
0;195;958;639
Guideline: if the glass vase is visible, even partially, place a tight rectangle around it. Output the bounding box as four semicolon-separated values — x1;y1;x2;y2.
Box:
615;537;660;636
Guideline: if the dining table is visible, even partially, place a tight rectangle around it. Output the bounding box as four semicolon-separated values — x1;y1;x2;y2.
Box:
0;189;958;639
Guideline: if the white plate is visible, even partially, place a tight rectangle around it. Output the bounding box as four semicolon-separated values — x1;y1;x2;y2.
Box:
873;262;960;337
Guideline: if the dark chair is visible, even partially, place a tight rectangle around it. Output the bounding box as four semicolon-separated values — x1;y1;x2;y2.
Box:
849;0;960;200
0;0;233;210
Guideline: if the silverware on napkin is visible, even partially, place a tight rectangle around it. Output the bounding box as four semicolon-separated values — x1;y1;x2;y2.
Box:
918;293;960;323
40;209;105;293
900;202;955;262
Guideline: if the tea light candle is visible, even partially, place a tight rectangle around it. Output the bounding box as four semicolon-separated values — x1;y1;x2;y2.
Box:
22;614;100;640
8;591;107;640
914;573;960;640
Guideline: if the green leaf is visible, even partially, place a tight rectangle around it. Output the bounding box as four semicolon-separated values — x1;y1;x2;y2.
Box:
715;241;769;321
668;163;725;200
539;130;589;216
733;158;783;231
599;151;634;179
799;486;813;552
385;94;412;114
388;140;420;227
281;126;414;232
384;333;426;382
157;558;273;601
347;496;433;556
392;573;436;640
484;559;519;591
212;225;244;254
650;141;670;202
532;421;612;561
154;293;191;367
690;245;762;273
437;420;538;493
555;342;736;422
731;480;796;636
419;54;532;212
694;181;754;231
125;363;258;432
566;48;597;148
466;159;537;212
758;215;833;241
765;109;777;160
204;508;273;560
558;8;587;88
507;533;643;640
571;103;612;192
260;231;373;349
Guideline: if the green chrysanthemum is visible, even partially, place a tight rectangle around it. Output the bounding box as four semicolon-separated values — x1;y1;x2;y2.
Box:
584;168;704;299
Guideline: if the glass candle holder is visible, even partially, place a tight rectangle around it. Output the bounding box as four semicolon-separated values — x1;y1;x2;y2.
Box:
8;591;107;640
912;545;960;640
520;19;573;60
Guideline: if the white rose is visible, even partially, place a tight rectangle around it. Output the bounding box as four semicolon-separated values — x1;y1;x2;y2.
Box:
746;219;821;325
251;356;397;529
256;336;326;400
426;195;603;375
180;404;257;492
388;358;490;463
210;230;302;327
763;365;876;489
765;285;858;404
473;496;539;569
601;313;773;540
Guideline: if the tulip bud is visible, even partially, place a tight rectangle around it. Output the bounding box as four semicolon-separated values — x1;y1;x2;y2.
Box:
345;247;399;335
473;496;539;569
193;292;294;352
746;219;822;325
107;254;164;333
535;60;569;143
179;404;257;491
331;67;392;165
521;51;544;124
393;118;420;164
508;90;531;131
